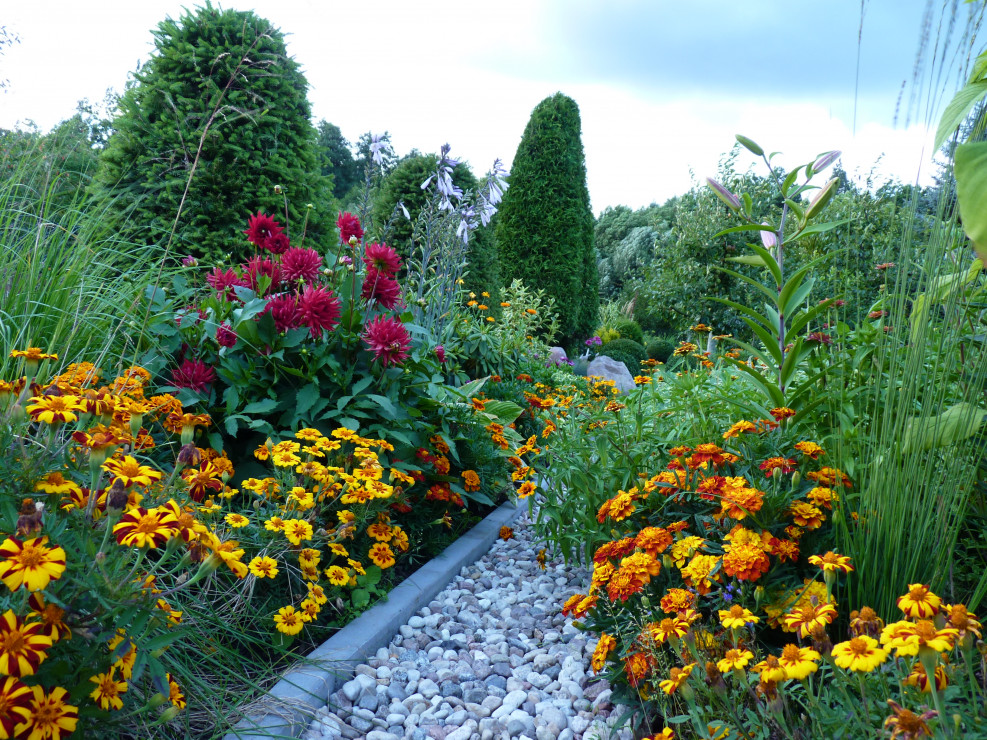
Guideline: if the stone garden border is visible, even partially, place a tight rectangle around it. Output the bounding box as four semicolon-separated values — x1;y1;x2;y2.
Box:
223;500;522;740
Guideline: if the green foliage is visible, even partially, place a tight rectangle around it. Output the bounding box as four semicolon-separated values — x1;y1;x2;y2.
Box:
90;4;333;264
645;336;676;362
598;337;647;376
314;120;361;201
612;318;644;345
495;93;597;345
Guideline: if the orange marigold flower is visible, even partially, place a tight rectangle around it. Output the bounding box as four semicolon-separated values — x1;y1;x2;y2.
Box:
759;456;797;477
884;699;937;740
723;420;757;439
591;633;616;673
806;466;851;488
794;441;825;459
769;407;796;422
680;553;720;594
722;542;770;581
691;443;726;466
658;663;695;694
660;588;695;615
606;568;646;602
789;501;825;529
635;527;673;556
499;526;513;541
462;470;481;491
368;543;396;569
624;652;653;688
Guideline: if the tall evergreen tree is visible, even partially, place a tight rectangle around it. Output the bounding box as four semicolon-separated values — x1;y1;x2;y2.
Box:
314;120;360;200
90;3;333;263
495;93;597;345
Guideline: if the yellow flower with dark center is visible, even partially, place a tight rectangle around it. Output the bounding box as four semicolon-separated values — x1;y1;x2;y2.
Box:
718;605;758;630
264;516;286;533
107;632;137;679
167;673;186;709
272;451;302;468
295;428;323;442
328;543;349;558
0;676;33;737
680;553;720;594
0;610;52;676
22;685;78;740
650;618;690;644
282;519;314;545
752;655;787;683
591;633;615;673
880;619;957;657
26;594;69;642
0;537;67;592
716;648;754;673
307;583;328;605
832;635;888;672
248;556;279;579
904;662;948;693
273;606;305;636
391;527;409;552
369;543;395;569
299;598;321;622
778;644;819;679
102;455;163;488
26;395;85;425
89;669;127;710
808;551;853;573
367;523;393;542
348;559;366;576
794;441;825;459
658;663;695;695
325;565;349;586
113;507;180;549
669;536;705;567
517;481;537;498
33;472;81;497
253;444;271;461
299;548;321;568
224;513;249;529
897;583;941;619
331;427;359;442
783;601;838;639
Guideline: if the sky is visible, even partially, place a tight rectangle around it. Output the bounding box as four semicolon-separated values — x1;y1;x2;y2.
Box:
0;1;979;213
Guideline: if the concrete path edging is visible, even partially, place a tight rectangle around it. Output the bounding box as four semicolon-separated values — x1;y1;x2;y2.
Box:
223;500;522;740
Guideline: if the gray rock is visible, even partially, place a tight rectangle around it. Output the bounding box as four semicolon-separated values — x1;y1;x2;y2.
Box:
341;679;362;702
548;346;568;366
586;355;636;394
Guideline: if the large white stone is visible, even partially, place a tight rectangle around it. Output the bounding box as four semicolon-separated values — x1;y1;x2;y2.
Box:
585;355;636;394
548;346;569;366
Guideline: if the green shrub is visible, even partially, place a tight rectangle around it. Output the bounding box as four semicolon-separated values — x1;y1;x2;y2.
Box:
90;5;333;264
612;318;644;345
598;337;646;375
645;336;676;362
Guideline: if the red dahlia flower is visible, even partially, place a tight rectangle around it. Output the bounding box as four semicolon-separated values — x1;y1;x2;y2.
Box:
281;247;323;284
170;359;216;393
263;293;301;333
243;256;283;293
362;242;402;277
245;212;284;248
216;324;238;348
207;267;243;300
361;270;403;309
296;284;341;338
362;314;411;367
263;231;291;255
337;212;364;243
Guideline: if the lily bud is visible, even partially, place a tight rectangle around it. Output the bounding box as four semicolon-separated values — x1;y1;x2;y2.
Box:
812;150;841;172
706;178;742;212
760;224;778;249
736;134;764;156
805;178;839;220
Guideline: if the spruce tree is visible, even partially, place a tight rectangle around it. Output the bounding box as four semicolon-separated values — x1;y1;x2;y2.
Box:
495;93;597;345
91;3;332;263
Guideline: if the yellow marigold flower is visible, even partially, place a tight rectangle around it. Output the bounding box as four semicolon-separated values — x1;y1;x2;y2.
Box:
107;632;136;679
89;669;127;710
33;472;81;496
328;543;349;558
102;455;163;488
722;420;757;439
650;618;690;644
299;548;321;567
943;603;982;641
680;553;720;594
832;635;888;672
113;507;180;549
752;655;787;683
22;685;78;739
905;662;948;693
282;519;313;545
0;610;52;676
331;427;359;441
272;451;302;468
669;536;706;567
789;501;825;529
347;558;366;576
299;598;321;622
271;440;301;454
369;543;395;569
391;526;410;552
719;605;759;630
658;663;695;695
325;565;349;586
591;633;616;673
167;673;186;709
794;440;825;458
366;523;393;542
778;644;819;679
295;428;323;442
273;606;305;636
897;583;941;619
880;619;957;657
248;556;278;579
264;516;286;533
782;599;838;639
224;513;250;528
0;537;67;592
717;648;754;673
517;481;537;498
808;551;853;574
307;583;328;605
807;486;838;508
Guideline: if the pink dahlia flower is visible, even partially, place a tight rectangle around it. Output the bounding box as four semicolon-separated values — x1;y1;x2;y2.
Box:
362;242;402;277
170;359;216;393
296;284;341;338
216;323;238;348
361;270;403;310
337;212;364;244
245;212;284;248
264;292;301;333
243;256;283;293
207;267;243;300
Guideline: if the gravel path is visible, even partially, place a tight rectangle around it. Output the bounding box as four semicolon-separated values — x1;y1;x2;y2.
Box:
302;510;634;740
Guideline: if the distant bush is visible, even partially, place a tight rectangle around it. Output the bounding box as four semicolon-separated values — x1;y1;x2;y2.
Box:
612;318;644;345
645;336;676;362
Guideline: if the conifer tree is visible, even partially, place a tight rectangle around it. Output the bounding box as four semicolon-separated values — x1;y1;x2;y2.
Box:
91;3;332;263
495;93;597;345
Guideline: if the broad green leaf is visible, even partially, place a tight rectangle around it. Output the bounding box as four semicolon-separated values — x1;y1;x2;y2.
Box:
242;398;278;414
482;400;524;426
786;218;852;242
745;242;783;286
934;80;987;151
351;588;370;609
295;383;320;418
901;402;987;454
955;141;987;262
741;317;783;365
712;223;776;239
367;393;399;418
